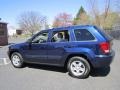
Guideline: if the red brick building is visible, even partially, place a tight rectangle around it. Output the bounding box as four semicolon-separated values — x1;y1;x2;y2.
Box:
0;22;8;46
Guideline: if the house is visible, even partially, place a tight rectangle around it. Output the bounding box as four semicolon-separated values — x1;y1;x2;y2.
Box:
0;22;8;46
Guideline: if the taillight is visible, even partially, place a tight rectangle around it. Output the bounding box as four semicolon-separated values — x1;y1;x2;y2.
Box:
99;42;110;54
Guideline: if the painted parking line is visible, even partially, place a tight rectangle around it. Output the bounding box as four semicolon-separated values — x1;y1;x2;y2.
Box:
0;58;11;66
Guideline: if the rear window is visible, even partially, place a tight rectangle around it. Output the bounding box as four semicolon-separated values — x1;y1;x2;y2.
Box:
74;29;95;41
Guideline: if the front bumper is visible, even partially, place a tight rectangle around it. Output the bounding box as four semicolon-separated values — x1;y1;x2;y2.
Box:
91;51;115;68
7;50;10;59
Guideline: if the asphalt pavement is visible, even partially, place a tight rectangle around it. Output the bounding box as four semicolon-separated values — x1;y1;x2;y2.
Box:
0;38;120;90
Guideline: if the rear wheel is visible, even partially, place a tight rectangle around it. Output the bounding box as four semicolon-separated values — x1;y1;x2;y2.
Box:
67;56;90;79
11;52;24;68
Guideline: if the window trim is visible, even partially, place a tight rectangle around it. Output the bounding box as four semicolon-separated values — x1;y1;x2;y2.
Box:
73;29;97;42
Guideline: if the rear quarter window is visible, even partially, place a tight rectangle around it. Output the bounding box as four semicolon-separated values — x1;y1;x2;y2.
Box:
94;26;112;41
74;29;95;41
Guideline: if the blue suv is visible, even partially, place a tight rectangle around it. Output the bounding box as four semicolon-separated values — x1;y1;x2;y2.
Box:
8;25;115;78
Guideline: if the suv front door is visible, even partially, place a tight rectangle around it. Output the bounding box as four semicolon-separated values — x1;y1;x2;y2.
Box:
25;31;49;63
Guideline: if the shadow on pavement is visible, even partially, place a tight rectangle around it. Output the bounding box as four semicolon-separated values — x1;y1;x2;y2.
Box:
26;63;110;77
90;66;110;77
26;63;67;73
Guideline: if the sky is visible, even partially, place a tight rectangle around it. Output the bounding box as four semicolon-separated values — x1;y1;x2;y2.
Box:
0;0;116;28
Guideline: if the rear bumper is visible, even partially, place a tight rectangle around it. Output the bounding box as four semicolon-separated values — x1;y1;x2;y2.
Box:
91;51;115;68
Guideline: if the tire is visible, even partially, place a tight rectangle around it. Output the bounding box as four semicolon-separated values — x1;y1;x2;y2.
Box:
67;56;90;79
11;52;24;68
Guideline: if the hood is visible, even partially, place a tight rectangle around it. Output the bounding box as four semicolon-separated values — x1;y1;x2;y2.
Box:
9;42;27;49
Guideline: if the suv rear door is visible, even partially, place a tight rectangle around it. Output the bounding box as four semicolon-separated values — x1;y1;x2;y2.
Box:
46;30;70;65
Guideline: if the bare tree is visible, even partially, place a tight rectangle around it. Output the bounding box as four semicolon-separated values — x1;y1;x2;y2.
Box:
104;0;110;19
103;0;111;27
87;0;111;28
88;0;100;26
18;11;47;35
115;0;120;12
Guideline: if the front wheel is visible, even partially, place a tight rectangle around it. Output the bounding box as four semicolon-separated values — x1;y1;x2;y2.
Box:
67;56;91;79
11;52;24;68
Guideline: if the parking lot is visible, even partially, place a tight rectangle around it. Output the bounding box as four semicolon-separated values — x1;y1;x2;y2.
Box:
0;37;120;90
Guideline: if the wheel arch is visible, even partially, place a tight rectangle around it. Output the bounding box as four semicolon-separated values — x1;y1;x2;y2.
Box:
9;50;21;60
64;53;93;69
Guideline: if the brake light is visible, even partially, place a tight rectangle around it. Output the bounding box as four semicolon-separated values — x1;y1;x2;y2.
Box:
99;42;110;54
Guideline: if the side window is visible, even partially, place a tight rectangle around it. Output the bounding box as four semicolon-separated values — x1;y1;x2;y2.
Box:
32;32;48;43
74;29;95;41
51;30;69;42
